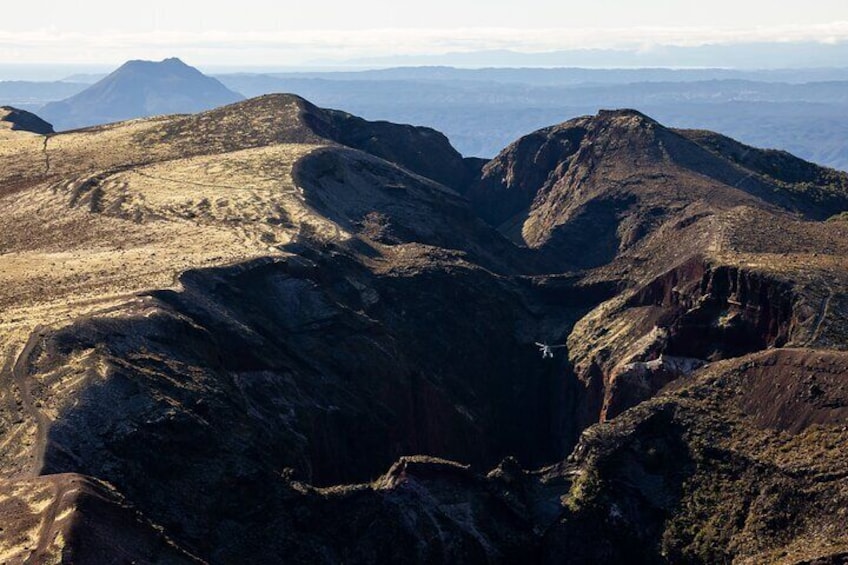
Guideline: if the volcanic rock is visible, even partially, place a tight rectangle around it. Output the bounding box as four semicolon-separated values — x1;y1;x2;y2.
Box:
0;97;847;562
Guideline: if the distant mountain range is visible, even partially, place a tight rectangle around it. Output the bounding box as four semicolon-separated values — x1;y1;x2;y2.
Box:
216;71;848;170
333;41;848;69
0;81;90;108
1;59;847;170
60;66;848;86
39;58;243;131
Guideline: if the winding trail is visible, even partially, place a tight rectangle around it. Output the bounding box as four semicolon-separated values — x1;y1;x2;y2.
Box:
23;477;74;565
11;325;49;477
41;135;51;174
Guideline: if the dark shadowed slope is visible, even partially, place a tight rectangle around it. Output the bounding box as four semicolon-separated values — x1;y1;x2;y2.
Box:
39;58;244;131
0;106;54;135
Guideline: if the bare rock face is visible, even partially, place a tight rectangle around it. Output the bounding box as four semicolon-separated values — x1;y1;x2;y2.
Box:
547;349;848;564
1;97;847;562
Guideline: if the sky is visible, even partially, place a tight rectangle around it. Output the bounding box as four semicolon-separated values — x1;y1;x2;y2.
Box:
1;0;848;67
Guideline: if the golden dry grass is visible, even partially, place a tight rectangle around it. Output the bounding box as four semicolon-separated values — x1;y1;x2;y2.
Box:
0;113;353;487
0;134;344;334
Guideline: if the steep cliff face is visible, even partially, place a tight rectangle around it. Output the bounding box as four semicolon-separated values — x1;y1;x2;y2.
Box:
597;259;797;420
549;349;848;565
6;249;579;558
629;260;796;358
463;122;588;230
562;202;848;427
563;250;814;426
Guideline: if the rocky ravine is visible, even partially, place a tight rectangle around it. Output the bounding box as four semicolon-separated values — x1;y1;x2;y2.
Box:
0;98;846;563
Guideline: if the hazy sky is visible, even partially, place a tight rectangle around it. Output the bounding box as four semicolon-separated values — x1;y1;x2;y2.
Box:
2;0;848;66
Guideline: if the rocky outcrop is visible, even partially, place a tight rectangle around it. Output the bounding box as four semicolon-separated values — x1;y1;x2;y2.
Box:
548;349;848;564
628;259;796;358
569;256;799;422
605;353;705;420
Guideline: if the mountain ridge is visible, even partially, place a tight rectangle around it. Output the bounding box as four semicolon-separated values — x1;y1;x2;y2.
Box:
467;108;848;263
0;96;846;563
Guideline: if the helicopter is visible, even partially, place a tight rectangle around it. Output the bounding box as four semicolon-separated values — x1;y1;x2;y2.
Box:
535;342;566;359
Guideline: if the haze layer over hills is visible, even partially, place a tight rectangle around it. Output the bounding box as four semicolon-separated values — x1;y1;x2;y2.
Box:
217;68;848;171
2;60;847;171
0;89;846;563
